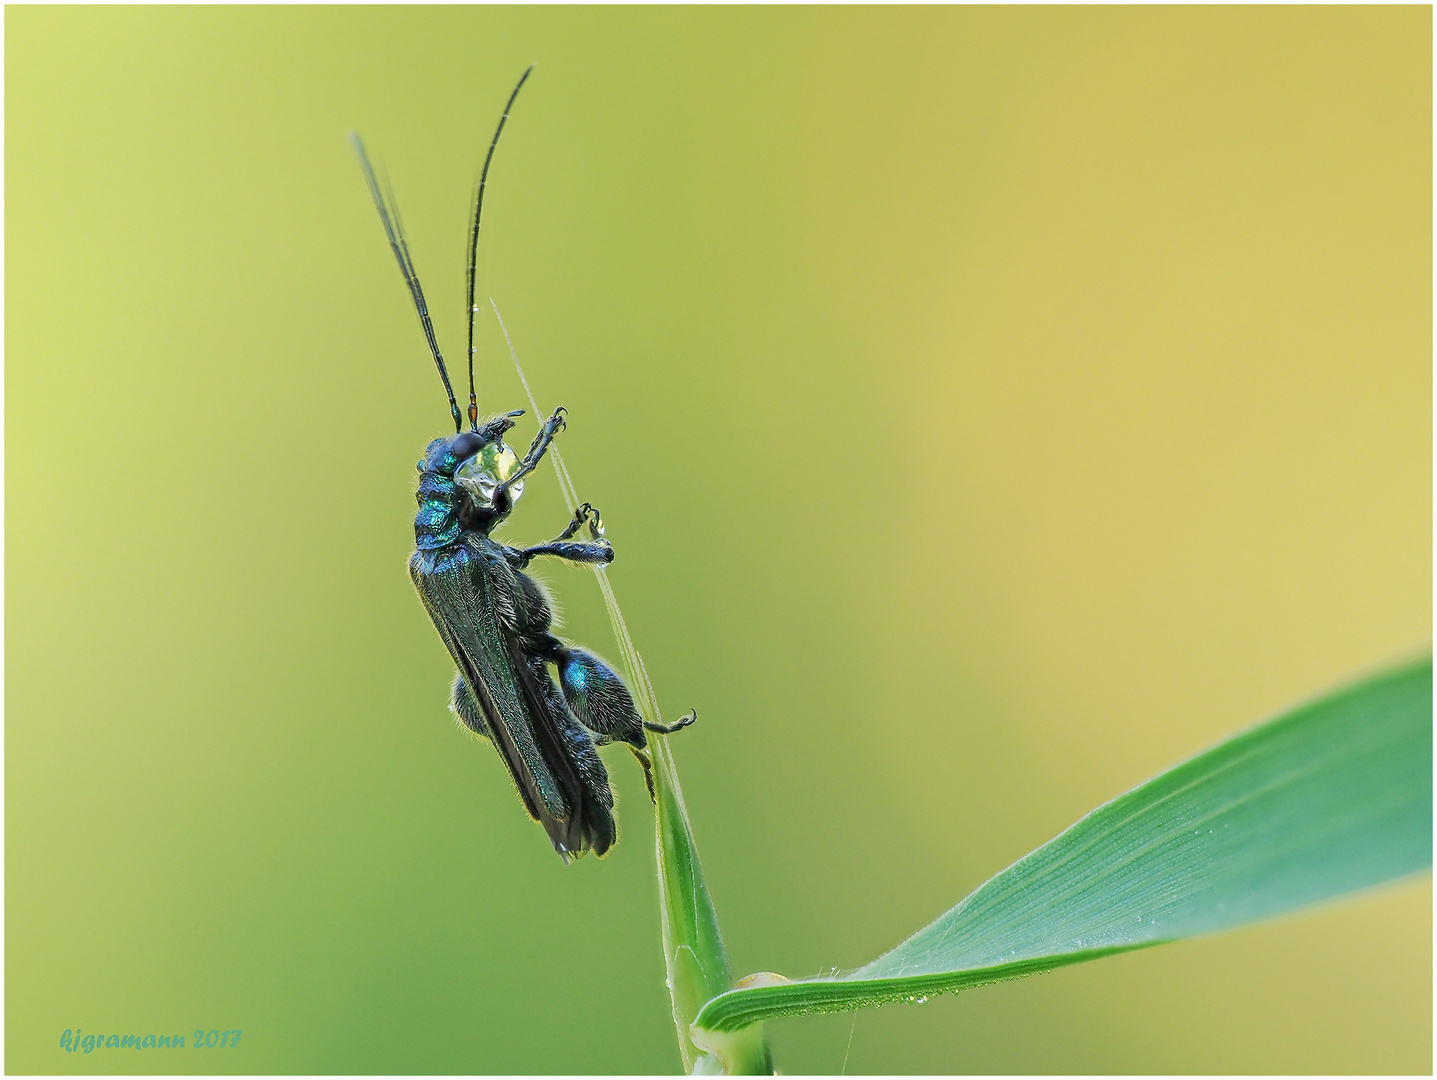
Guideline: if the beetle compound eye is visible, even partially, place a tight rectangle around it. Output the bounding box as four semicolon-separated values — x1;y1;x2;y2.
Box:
449;431;485;461
455;442;524;506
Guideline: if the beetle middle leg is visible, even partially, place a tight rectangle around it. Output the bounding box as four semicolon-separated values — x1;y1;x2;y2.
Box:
552;502;604;543
507;502;611;569
510;539;613;570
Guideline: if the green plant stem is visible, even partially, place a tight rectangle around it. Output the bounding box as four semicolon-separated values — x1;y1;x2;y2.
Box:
650;734;772;1074
497;313;771;1071
651;735;729;1068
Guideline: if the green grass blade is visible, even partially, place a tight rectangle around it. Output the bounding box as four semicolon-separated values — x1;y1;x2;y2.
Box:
695;655;1433;1034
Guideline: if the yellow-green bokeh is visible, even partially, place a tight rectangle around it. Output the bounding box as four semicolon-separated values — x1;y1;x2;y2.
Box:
7;7;1430;1073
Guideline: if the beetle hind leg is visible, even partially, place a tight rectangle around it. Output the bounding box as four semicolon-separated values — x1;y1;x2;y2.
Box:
628;746;657;803
555;645;647;748
644;709;697;735
449;672;492;739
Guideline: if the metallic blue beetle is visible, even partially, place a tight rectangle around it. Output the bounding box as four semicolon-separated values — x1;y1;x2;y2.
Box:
353;70;690;860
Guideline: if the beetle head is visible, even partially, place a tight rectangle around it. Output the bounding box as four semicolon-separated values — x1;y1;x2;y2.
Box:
440;410;526;531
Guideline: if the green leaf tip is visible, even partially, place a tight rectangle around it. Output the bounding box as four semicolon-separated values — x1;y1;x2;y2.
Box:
694;654;1433;1034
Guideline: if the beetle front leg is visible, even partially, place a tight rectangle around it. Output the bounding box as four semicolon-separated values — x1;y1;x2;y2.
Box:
497;406;566;501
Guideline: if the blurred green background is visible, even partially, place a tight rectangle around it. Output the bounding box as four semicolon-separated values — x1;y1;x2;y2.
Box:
7;6;1431;1074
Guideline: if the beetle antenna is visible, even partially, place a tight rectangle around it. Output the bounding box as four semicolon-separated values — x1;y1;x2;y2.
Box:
466;65;534;432
351;132;463;433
